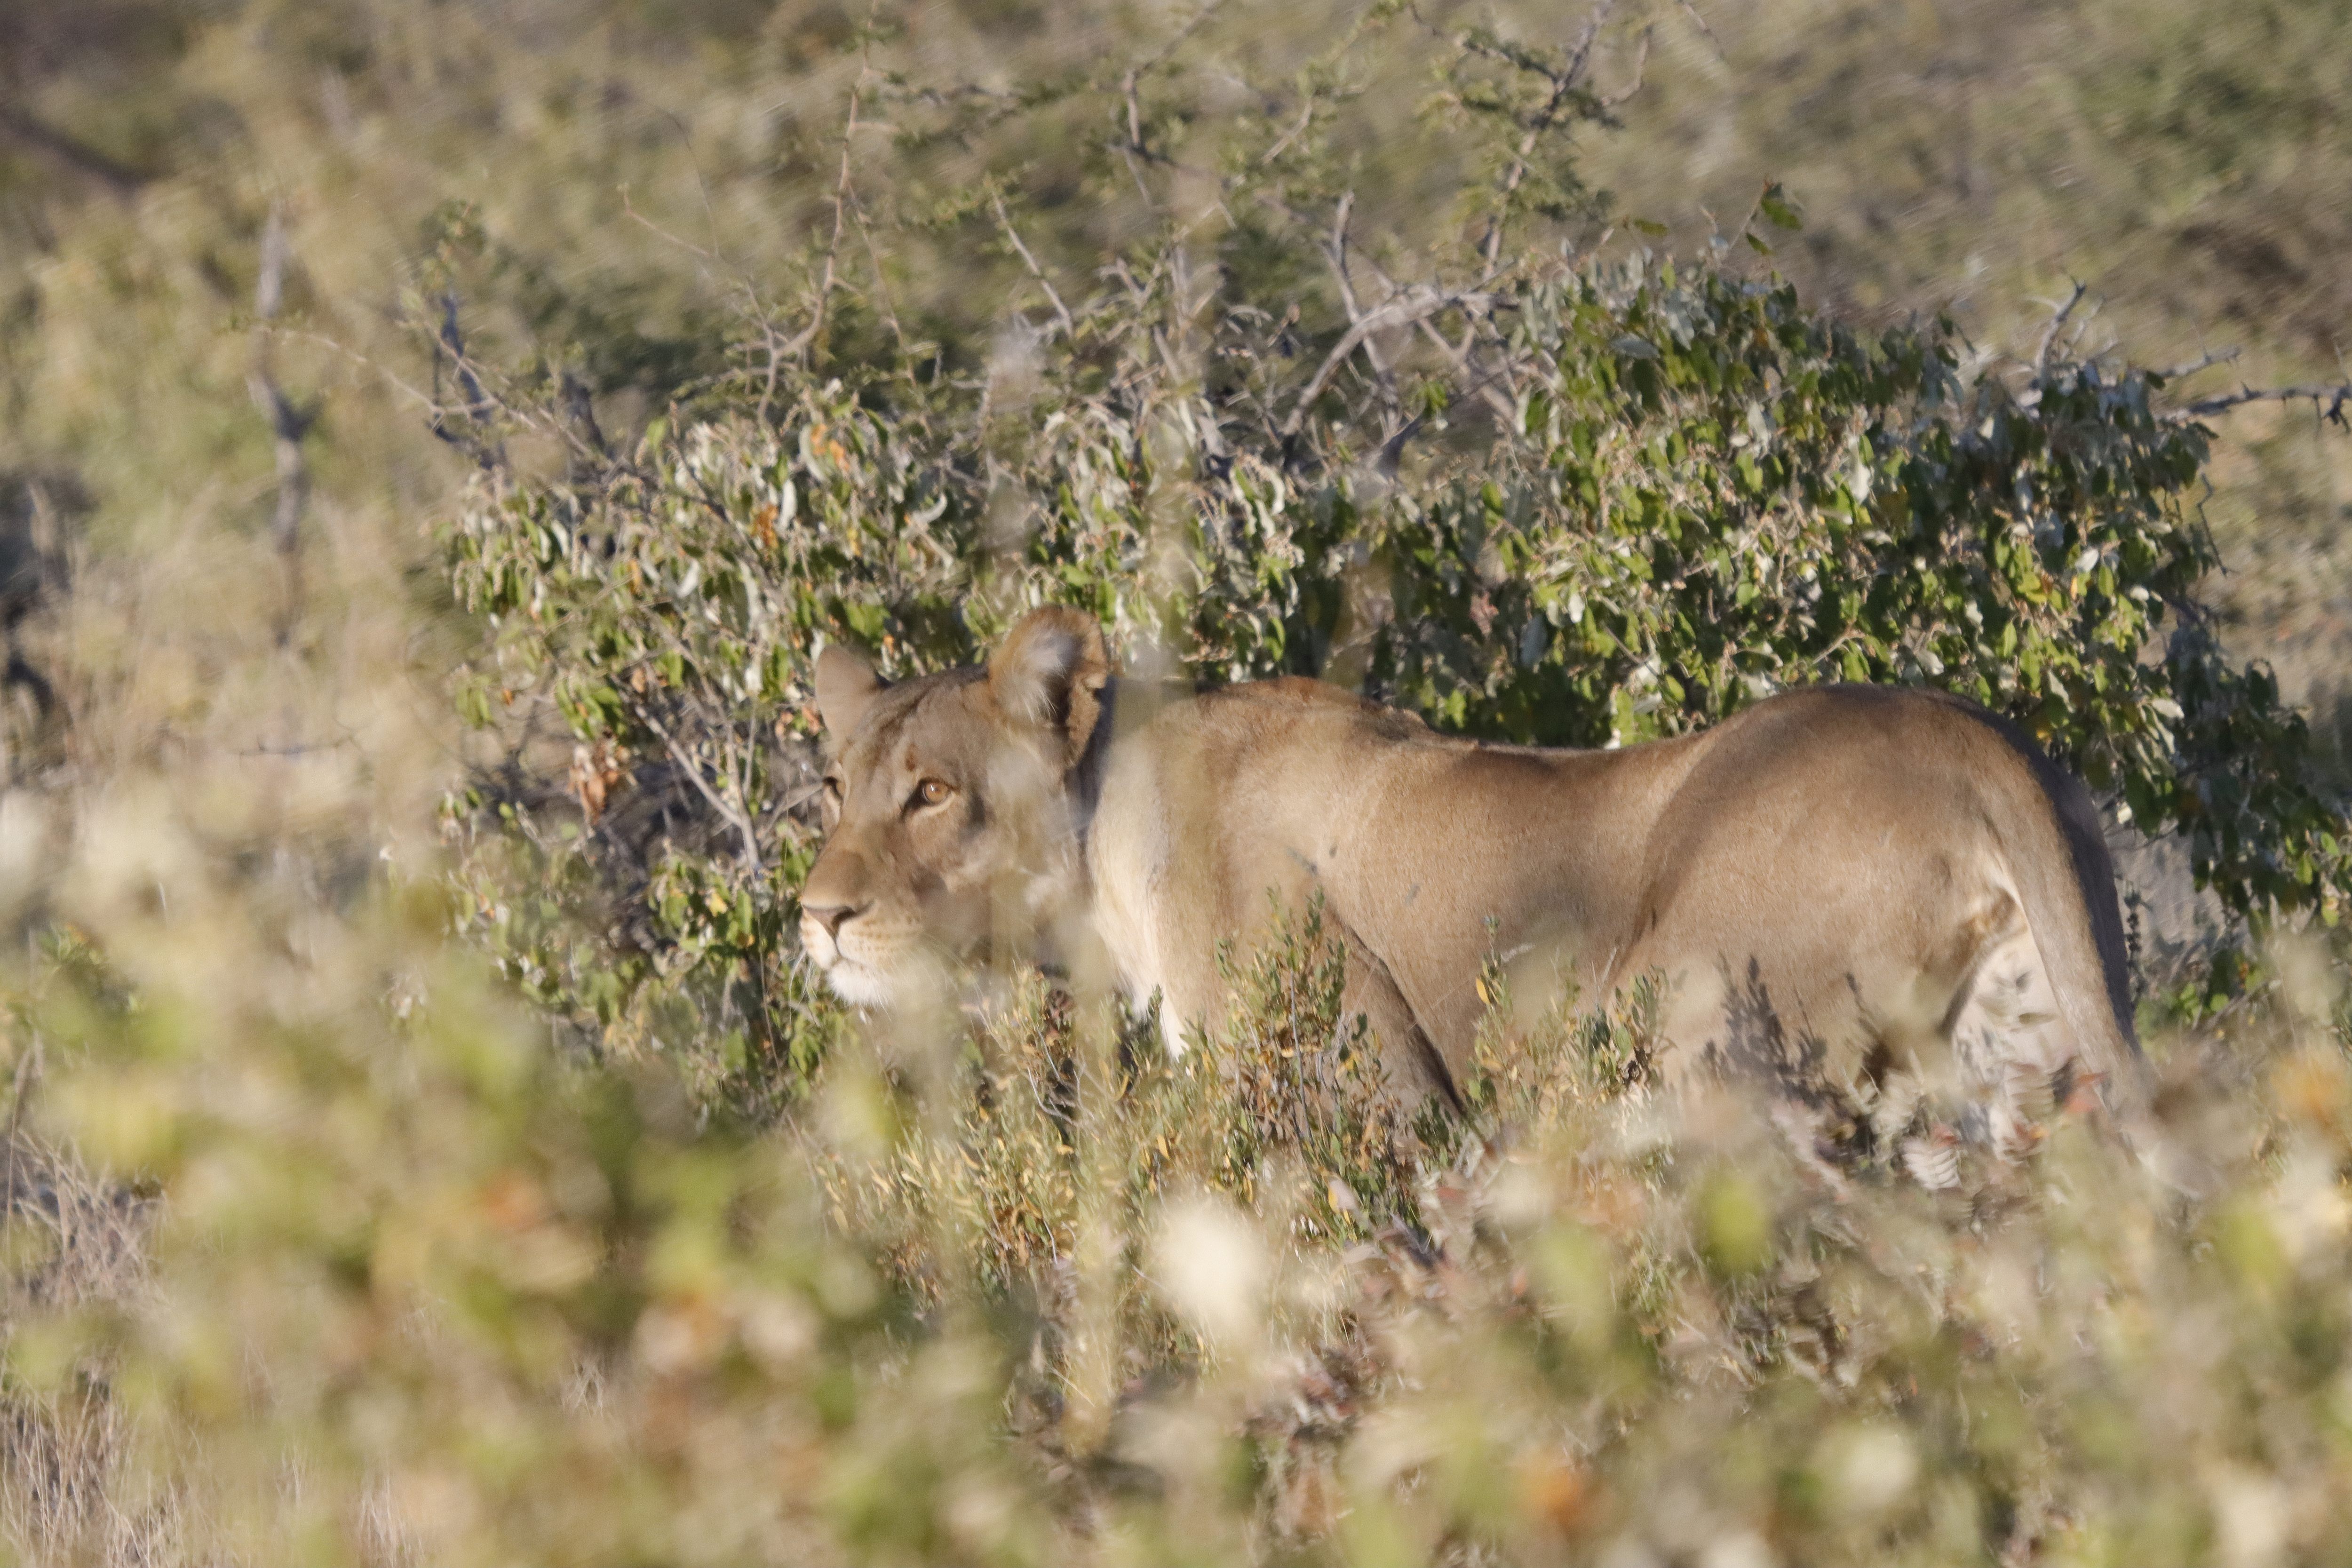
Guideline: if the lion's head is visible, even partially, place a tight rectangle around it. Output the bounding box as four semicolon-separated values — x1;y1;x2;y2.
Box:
797;607;1112;1007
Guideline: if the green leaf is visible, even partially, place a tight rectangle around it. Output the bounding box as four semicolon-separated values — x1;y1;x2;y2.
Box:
1757;182;1803;231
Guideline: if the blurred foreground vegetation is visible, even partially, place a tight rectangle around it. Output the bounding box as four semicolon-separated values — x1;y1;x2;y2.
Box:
0;0;2350;1562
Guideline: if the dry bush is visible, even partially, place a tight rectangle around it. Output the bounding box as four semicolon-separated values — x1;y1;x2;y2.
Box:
4;839;2347;1563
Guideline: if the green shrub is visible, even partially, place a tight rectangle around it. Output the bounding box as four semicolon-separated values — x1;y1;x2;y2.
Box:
445;258;2347;1085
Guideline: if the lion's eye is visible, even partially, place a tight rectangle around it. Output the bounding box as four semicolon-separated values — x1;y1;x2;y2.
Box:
914;778;953;808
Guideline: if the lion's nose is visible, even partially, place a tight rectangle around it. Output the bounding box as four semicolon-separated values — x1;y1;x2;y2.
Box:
802;900;864;939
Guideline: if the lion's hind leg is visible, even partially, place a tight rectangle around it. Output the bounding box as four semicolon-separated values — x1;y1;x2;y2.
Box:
1940;890;2083;1158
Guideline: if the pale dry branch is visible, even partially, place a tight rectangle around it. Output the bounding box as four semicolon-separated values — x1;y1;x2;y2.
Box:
2035;279;2089;374
1321;192;1393;396
635;698;764;876
2156;347;2242;382
991;193;1074;336
1602;24;1653;111
1675;0;1727;61
248;203;315;647
766;69;876;388
1282;287;1501;440
1411;315;1522;424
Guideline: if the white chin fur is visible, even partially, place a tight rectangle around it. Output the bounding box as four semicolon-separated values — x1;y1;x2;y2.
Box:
821;961;897;1009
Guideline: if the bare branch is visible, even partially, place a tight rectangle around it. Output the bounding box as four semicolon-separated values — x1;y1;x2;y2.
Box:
1600;24;1653;109
636;696;763;876
1258;98;1317;168
1325;194;1367;323
426;297;508;472
562;372;609;472
1138;0;1227;73
1675;0;1727;61
247;203;315;646
990;192;1075;335
1411;316;1520;423
1450;1;1620;273
1105;7;1229;201
2035;279;2089;374
1281;287;1500;440
2174;381;2352;426
2156;347;2242;382
619;186;718;263
767;72;872;382
1323;192;1395;393
1115;68;1160;208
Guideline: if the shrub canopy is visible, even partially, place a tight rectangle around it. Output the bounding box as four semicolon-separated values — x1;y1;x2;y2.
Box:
440;15;2348;1074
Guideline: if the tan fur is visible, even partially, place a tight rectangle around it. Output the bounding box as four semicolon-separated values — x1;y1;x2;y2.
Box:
802;610;2142;1147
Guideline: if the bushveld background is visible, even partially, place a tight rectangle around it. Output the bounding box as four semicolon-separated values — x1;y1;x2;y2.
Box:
3;0;2352;1562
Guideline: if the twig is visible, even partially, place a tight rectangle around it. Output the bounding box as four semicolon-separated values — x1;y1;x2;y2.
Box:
1322;192;1389;383
1280;287;1500;439
778;75;867;375
1411;315;1522;423
837;42;909;360
439;296;492;421
1675;0;1726;61
2174;381;2352;426
1409;0;1618;272
1;1032;41;1240
430;294;506;470
248;202;316;646
1258;98;1317;168
1601;24;1653;110
660;108;728;264
295;324;634;494
2035;279;2088;374
1138;0;1227;73
236;739;359;758
562;372;609;461
1107;2;1228;205
289;331;442;418
1116;69;1159;207
634;700;763;875
991;192;1074;335
618;185;717;264
2155;347;2241;382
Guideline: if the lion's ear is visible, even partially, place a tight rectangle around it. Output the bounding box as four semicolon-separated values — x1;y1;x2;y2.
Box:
814;643;885;738
988;607;1112;770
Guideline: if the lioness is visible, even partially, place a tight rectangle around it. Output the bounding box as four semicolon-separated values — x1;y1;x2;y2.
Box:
800;607;2140;1154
